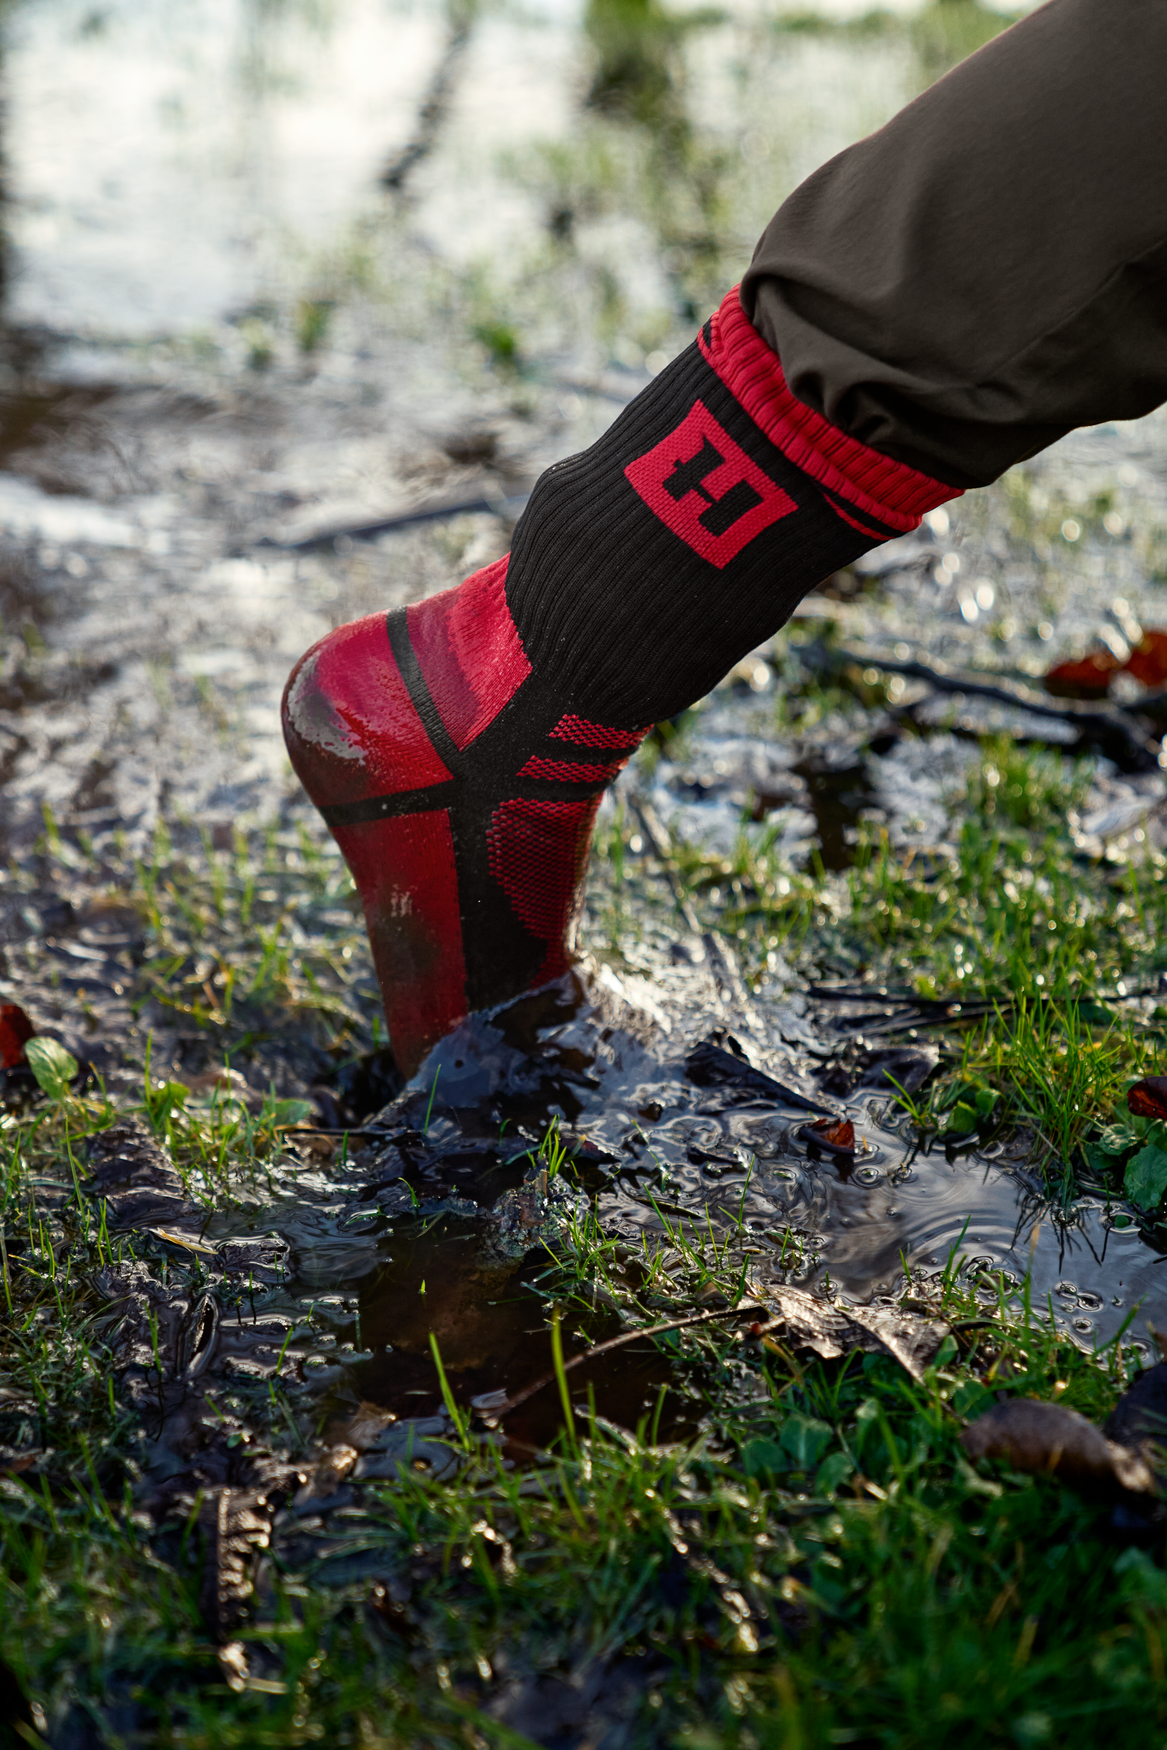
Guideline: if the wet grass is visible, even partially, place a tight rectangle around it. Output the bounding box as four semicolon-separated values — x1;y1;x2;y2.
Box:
651;718;1167;1205
2;1065;1165;1747
1;806;1165;1741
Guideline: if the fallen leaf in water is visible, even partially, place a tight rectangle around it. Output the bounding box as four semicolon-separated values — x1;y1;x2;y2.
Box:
1043;648;1121;699
0;1004;35;1069
804;1116;856;1154
854;1045;939;1096
685;1038;830;1114
1127;1077;1167;1120
961;1399;1156;1500
1123;628;1167;688
752;1283;948;1382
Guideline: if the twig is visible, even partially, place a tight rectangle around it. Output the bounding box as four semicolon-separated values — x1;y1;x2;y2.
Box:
478;1302;766;1422
812;644;1160;770
381;19;473;192
258;492;530;553
630;796;758;1020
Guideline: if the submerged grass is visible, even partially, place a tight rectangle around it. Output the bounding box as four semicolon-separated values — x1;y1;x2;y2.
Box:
2;1076;1165;1747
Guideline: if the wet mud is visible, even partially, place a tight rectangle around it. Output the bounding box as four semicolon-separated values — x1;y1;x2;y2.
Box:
6;0;1167;1615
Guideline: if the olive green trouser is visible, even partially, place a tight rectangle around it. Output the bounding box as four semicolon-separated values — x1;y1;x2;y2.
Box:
742;0;1167;490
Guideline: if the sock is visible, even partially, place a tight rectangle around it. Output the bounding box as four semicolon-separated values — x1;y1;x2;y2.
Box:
283;289;959;1075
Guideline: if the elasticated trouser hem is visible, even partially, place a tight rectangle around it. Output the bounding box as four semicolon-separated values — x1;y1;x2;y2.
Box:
741;0;1167;489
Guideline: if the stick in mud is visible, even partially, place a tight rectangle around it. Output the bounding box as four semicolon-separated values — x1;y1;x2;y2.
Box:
477;1303;767;1424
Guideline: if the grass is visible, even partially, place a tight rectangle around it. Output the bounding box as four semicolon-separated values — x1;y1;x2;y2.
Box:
1;744;1166;1743
633;714;1167;1210
2;1062;1165;1747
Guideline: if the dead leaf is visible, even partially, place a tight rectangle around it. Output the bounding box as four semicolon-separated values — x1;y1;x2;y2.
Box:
854;1045;939;1096
804;1116;855;1154
146;1227;218;1256
752;1283;948;1382
961;1399;1157;1500
0;1003;35;1070
685;1038;830;1114
0;1452;40;1475
1128;1077;1167;1121
1043;648;1120;699
186;1067;258;1106
1123;628;1167;689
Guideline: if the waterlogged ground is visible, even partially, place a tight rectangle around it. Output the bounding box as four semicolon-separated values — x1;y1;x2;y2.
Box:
7;0;1167;1744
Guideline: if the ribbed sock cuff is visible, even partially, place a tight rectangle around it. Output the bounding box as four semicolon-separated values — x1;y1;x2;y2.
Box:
699;288;963;533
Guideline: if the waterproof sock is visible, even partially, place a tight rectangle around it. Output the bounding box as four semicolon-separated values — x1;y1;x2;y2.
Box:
283;288;959;1074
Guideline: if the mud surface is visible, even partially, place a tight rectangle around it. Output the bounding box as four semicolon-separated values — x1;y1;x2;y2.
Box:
5;0;1167;1490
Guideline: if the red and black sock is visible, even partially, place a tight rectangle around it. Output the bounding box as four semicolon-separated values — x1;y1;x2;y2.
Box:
283;289;959;1074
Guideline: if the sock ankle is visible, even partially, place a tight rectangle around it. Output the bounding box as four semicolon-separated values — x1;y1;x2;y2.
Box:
504;287;960;725
283;289;959;1071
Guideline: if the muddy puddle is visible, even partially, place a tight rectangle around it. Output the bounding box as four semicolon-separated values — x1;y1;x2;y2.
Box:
115;959;1167;1530
6;0;1167;1509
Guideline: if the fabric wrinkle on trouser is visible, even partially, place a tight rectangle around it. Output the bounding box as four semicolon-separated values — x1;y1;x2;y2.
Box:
741;0;1167;489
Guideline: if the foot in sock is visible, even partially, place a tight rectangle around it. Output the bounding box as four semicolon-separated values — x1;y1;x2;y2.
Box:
282;288;957;1075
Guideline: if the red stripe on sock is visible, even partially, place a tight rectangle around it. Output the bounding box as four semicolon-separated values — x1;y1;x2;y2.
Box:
697;289;961;532
518;755;617;783
408;556;532;751
549;714;645;749
334;811;468;1063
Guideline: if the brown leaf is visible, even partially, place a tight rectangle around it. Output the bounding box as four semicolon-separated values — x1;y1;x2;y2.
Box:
186;1067;260;1107
1123;628;1167;689
0;1452;40;1475
1043;648;1120;699
1128;1077;1167;1121
0;1003;35;1070
804;1117;855;1154
961;1399;1157;1500
752;1283;948;1382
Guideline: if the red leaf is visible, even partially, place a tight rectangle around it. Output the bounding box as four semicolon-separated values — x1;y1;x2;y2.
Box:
0;1004;35;1070
1128;1077;1167;1121
807;1116;855;1152
1123;628;1167;689
1043;649;1120;699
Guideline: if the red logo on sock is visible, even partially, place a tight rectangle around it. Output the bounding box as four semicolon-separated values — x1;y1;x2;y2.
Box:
624;400;797;568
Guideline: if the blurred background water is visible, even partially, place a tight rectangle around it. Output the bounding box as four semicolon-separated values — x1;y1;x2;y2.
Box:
1;0;1016;359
